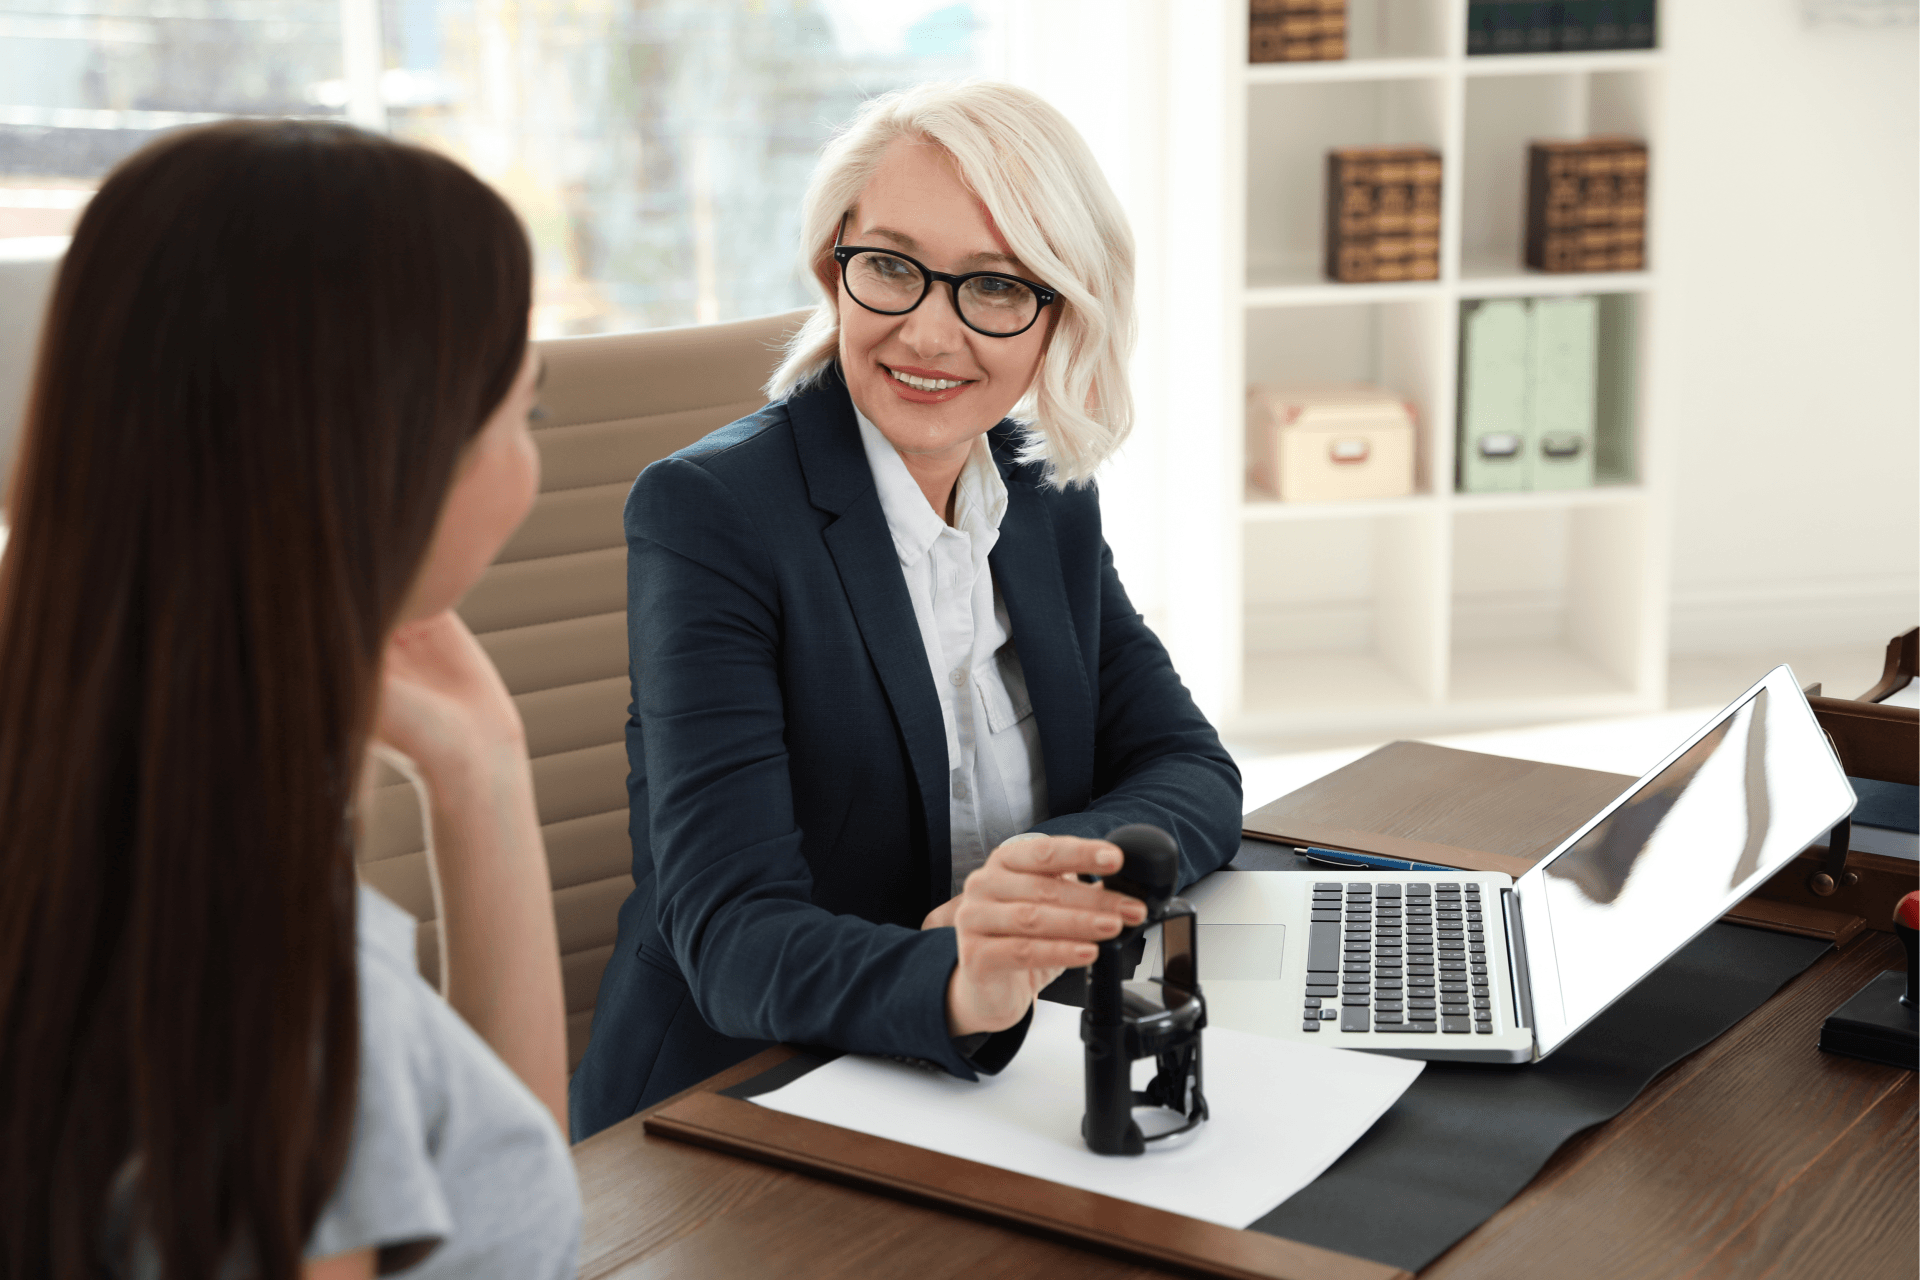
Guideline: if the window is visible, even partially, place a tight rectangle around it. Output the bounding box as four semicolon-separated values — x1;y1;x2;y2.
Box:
0;0;1006;335
1;3;345;238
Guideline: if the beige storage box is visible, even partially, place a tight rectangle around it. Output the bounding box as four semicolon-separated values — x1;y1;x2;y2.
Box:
1247;384;1417;502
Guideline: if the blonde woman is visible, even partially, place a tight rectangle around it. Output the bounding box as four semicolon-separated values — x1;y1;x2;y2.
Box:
571;82;1241;1139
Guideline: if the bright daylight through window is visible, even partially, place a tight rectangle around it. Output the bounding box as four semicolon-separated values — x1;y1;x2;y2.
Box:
0;0;1006;335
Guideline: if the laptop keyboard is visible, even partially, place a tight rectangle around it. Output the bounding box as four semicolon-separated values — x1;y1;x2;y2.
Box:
1301;881;1495;1035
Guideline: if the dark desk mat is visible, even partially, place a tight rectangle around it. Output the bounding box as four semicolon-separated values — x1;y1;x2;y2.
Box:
720;841;1830;1275
1228;839;1831;1271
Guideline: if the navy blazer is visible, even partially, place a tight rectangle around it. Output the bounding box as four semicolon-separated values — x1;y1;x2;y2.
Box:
568;376;1241;1141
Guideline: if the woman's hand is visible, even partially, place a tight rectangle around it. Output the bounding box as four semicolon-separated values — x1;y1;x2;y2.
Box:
920;897;960;931
944;835;1147;1038
374;610;525;783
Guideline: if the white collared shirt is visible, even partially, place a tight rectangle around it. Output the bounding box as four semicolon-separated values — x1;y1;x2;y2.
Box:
855;409;1050;897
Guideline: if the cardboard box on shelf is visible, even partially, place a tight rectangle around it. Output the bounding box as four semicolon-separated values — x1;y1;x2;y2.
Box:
1247;385;1417;503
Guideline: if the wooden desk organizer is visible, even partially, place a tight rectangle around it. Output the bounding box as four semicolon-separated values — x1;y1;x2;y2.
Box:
1780;627;1920;930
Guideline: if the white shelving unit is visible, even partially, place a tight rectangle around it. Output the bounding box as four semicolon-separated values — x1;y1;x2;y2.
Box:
1159;0;1668;741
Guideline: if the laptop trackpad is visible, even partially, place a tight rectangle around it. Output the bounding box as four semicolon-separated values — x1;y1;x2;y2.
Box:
1199;924;1287;980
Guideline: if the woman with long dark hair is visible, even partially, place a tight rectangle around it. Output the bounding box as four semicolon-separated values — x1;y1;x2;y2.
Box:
0;121;579;1278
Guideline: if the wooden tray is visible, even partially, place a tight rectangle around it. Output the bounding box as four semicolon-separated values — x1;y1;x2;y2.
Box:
644;1047;1409;1280
1241;740;1627;878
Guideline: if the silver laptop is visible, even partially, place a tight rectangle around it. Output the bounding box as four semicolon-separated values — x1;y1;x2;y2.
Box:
1140;665;1855;1064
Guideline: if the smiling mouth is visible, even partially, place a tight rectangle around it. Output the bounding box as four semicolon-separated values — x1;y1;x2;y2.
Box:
885;365;973;392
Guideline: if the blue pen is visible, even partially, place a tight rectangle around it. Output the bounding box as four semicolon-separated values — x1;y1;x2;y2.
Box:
1296;846;1459;874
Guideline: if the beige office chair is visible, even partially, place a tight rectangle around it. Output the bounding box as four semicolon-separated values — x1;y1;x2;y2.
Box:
356;309;808;1069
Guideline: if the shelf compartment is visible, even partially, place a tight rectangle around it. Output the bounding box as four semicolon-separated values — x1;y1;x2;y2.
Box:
1460;67;1657;277
1247;76;1447;292
1247;298;1450;497
1449;502;1650;701
1243;510;1447;720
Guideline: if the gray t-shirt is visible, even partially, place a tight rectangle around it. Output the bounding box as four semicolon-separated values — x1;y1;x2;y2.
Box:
306;884;582;1276
105;885;582;1277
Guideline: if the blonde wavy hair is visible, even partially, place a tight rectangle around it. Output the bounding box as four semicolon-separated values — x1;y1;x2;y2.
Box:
766;80;1135;487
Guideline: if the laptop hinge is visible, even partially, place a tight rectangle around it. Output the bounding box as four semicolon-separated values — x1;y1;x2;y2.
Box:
1502;888;1535;1031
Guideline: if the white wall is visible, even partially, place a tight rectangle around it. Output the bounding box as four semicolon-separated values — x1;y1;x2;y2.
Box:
1004;0;1175;633
1656;2;1917;653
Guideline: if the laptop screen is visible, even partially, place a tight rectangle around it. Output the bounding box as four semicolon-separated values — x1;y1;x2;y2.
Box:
1522;667;1855;1056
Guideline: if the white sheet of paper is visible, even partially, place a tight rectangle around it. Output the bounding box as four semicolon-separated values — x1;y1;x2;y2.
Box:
750;999;1423;1228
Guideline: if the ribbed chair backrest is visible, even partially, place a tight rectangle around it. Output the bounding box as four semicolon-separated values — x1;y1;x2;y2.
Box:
355;309;808;1069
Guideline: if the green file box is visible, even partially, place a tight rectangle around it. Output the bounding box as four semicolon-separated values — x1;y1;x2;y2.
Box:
1594;293;1638;484
1530;296;1598;490
1458;299;1531;493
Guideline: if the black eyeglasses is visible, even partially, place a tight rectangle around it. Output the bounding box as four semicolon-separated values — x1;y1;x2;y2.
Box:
832;217;1058;338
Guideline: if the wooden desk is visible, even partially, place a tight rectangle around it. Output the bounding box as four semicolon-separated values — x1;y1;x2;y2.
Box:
576;739;1915;1277
573;927;1914;1279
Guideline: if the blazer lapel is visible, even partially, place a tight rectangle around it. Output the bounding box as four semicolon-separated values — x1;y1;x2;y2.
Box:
991;477;1095;817
791;381;953;901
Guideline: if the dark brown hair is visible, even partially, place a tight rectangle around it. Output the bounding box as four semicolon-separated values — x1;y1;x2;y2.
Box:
0;120;531;1279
